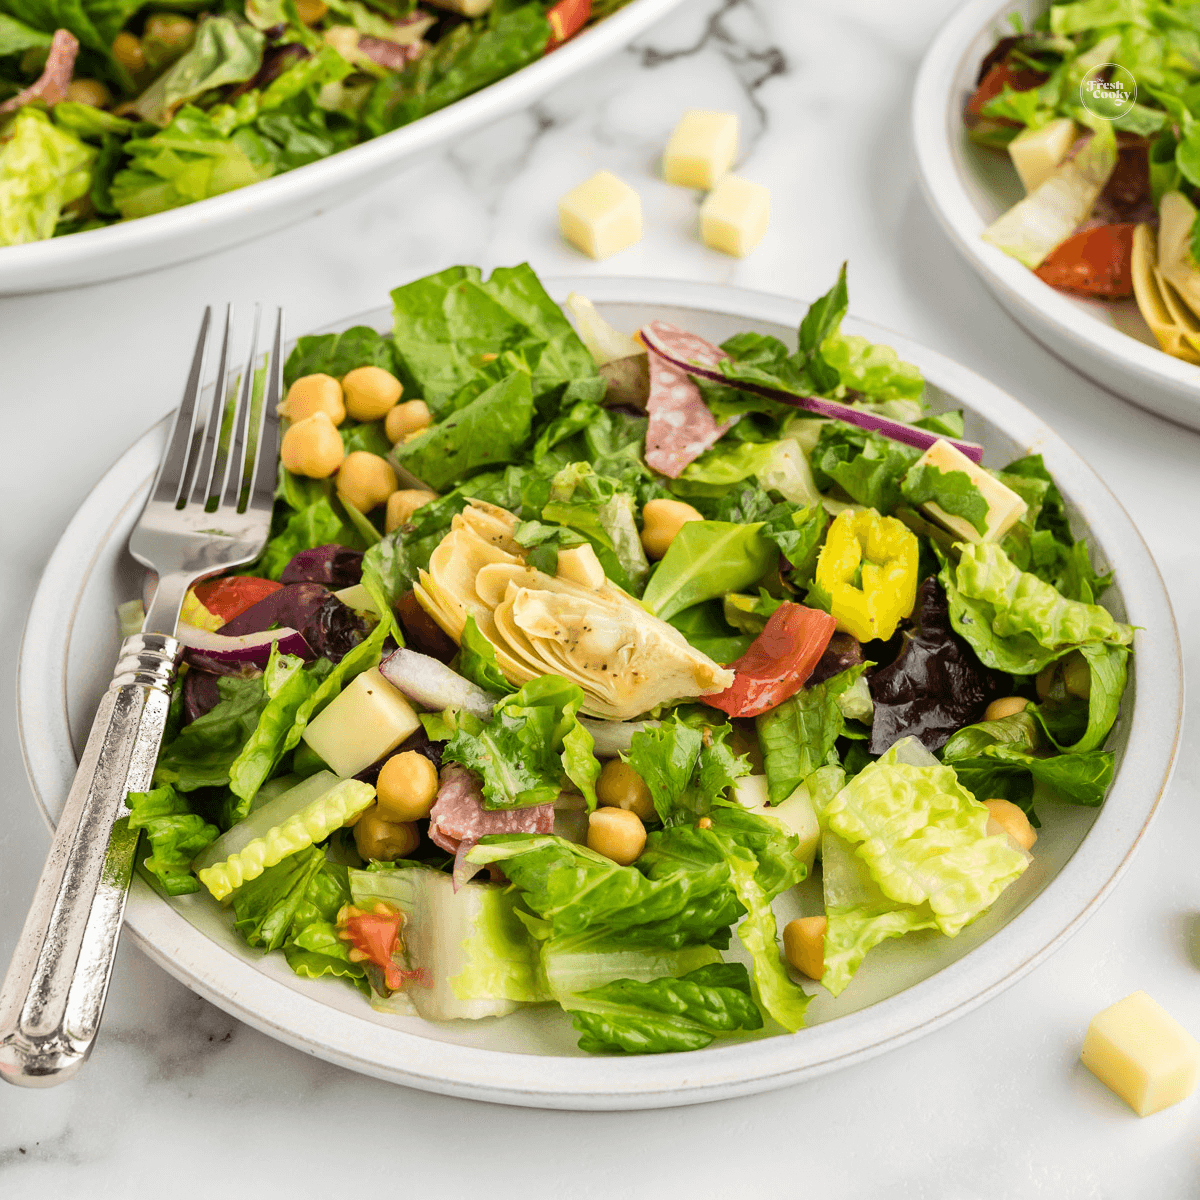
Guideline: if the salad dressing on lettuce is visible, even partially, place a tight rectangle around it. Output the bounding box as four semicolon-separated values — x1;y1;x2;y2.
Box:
123;261;1133;1055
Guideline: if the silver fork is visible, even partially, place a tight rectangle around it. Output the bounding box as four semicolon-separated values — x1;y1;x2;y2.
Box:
0;306;284;1087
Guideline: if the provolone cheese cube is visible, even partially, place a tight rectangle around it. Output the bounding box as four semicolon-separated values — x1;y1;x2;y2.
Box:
733;775;819;873
908;438;1028;544
663;109;738;189
558;171;642;260
302;667;420;778
1008;118;1077;194
699;175;770;258
556;543;605;589
1081;991;1200;1116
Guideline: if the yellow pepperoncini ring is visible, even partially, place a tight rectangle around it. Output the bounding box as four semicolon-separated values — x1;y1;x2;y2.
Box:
814;508;919;643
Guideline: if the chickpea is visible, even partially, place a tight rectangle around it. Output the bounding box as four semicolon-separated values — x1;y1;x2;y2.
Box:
1063;651;1091;700
280;411;345;478
385;399;432;444
353;806;419;862
587;807;646;865
337;451;397;513
282;373;345;424
984;798;1037;852
112;31;145;74
984;695;1030;722
343;366;403;421
295;0;328;22
65;79;111;107
142;13;195;70
783;916;826;980
376;751;439;823
386;488;437;533
595;760;655;822
641;498;704;560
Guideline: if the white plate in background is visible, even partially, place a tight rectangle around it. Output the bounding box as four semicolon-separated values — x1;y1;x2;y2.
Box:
913;0;1200;431
16;277;1182;1108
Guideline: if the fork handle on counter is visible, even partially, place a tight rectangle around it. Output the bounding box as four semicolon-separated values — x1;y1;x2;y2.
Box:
0;634;179;1087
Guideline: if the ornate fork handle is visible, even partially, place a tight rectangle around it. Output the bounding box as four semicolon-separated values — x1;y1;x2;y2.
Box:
0;634;178;1087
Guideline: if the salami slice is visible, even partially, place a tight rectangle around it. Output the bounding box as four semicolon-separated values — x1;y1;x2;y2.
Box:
429;764;554;888
640;320;735;478
0;30;78;115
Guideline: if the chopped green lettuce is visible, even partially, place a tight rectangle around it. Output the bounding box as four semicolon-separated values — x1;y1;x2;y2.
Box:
283;324;396;388
0;107;94;247
127;784;219;896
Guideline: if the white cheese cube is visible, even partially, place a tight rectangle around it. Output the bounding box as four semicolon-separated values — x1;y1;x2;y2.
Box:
558;171;642;260
1008;118;1078;194
733;775;819;873
699;175;770;258
908;438;1028;544
425;0;492;15
1081;991;1200;1116
557;543;605;589
302;667;420;778
663;109;738;189
333;584;379;617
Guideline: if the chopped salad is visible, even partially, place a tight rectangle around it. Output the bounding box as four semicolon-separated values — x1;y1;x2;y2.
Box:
0;0;623;246
969;1;1200;364
123;262;1134;1055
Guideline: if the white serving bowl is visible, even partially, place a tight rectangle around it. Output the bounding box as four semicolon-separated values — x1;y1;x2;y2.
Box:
0;0;684;296
913;0;1200;431
16;277;1181;1109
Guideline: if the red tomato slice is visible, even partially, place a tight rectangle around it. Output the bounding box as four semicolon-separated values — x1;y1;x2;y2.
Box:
193;576;284;625
966;62;1046;118
1034;223;1135;298
341;905;410;993
704;603;838;719
546;0;590;51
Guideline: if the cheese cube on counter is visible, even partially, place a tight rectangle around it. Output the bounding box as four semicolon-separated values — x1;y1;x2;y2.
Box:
302;666;420;778
558;170;642;260
699;175;770;257
1081;991;1200;1116
663;109;738;189
907;438;1028;544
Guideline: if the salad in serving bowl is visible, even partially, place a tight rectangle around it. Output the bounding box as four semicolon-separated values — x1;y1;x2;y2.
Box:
113;262;1137;1060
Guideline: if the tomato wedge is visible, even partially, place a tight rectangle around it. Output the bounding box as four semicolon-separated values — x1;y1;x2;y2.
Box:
704;603;838;718
1034;223;1135;298
966;62;1047;118
546;0;589;51
193;575;284;625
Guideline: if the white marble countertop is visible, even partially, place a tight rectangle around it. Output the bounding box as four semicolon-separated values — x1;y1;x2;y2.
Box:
2;0;1198;1193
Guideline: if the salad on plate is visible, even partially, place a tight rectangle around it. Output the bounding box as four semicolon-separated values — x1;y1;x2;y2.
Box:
968;0;1200;363
121;262;1134;1055
0;0;619;246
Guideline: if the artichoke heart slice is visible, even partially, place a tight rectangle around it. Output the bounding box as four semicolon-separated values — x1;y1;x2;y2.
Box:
414;499;733;719
1131;222;1200;364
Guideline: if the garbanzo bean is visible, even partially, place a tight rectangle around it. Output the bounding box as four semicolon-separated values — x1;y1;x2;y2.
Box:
385;488;437;533
595;760;654;822
376;751;439;823
343;366;403;421
294;0;328;22
641;498;704;560
1063;651;1091;700
783;916;826;980
280;411;345;478
112;31;145;74
337;451;397;513
282;373;345;424
353;806;419;862
65;79;111;107
385;399;432;444
586;807;646;865
984;695;1030;722
984;798;1037;851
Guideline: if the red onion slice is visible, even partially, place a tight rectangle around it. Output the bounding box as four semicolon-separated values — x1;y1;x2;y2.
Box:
378;648;498;718
176;623;312;673
638;325;985;464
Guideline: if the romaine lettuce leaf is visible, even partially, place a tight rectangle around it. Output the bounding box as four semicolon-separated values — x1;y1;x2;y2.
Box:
127;784;219;896
283;324;397;387
0;106;94;247
810;423;921;514
901;463;989;535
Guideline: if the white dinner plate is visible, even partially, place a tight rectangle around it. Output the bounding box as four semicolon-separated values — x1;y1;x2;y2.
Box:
16;277;1182;1109
0;0;684;297
913;0;1200;432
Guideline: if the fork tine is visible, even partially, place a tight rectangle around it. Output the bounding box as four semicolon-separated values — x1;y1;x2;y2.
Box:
220;305;261;511
149;307;211;506
187;305;233;509
247;308;284;515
